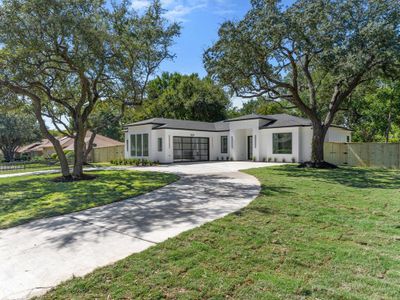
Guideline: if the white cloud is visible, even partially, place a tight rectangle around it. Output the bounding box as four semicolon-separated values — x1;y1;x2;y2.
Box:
131;0;236;22
131;0;151;10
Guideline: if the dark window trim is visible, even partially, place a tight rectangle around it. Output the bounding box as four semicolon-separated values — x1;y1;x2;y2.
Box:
173;136;209;162
130;133;149;157
221;136;228;153
272;132;293;155
158;137;163;152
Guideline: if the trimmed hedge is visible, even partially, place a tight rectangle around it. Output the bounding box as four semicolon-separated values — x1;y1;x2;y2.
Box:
110;158;157;166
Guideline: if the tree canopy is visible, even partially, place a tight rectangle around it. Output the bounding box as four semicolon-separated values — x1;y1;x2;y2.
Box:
0;111;41;162
205;0;400;165
128;72;230;122
0;0;179;179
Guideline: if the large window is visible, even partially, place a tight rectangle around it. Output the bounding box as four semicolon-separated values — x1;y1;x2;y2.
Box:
273;133;292;154
221;136;228;153
130;133;149;157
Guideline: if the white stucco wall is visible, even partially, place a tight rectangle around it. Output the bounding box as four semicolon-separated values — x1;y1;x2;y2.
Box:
259;127;300;162
125;122;351;163
325;127;351;143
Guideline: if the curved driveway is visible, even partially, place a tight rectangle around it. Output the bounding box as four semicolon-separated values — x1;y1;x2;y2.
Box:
0;162;276;299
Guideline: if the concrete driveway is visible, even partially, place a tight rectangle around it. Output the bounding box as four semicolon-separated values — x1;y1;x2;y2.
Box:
0;162;278;299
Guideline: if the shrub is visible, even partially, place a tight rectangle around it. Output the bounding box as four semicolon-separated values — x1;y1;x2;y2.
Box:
268;157;272;162
110;158;155;166
252;156;256;162
282;158;286;163
292;157;296;163
216;157;219;161
274;157;278;162
262;157;266;162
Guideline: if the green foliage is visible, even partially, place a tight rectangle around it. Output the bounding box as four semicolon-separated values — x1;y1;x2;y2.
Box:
126;72;230;123
40;166;400;299
0;111;41;161
0;170;178;228
229;97;299;118
204;0;400;161
0;0;180;177
344;80;400;142
110;158;157;167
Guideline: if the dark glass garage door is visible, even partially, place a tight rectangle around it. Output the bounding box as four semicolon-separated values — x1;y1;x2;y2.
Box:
173;136;209;162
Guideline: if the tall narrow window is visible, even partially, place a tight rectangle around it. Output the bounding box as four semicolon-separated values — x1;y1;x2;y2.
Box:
130;134;136;156
143;134;149;156
221;136;228;153
273;133;292;154
136;134;142;156
158;137;163;152
126;139;129;152
254;135;257;148
231;136;233;149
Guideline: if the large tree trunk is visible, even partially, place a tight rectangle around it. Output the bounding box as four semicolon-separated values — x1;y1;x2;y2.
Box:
83;131;97;164
2;146;15;162
31;101;71;179
72;124;86;179
311;123;328;164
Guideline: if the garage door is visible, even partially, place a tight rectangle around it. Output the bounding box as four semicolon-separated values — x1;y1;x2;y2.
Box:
173;136;209;162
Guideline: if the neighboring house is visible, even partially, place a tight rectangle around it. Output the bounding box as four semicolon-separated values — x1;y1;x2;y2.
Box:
17;132;124;160
124;113;352;163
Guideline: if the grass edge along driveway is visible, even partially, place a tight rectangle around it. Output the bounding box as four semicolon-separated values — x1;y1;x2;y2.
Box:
0;170;179;229
38;165;400;300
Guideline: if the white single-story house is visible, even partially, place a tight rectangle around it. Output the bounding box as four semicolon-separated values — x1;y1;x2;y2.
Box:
124;113;351;163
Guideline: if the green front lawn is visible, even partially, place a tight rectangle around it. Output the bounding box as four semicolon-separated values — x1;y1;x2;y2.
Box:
40;166;400;299
0;170;178;229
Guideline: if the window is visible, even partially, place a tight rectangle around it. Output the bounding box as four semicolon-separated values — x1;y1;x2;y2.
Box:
143;134;149;156
221;136;228;153
130;133;149;157
126;140;129;152
136;134;142;156
158;137;162;152
254;135;257;148
231;136;233;149
130;134;136;156
346;136;350;143
273;133;292;154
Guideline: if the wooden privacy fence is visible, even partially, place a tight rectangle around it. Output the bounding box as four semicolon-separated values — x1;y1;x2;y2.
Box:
324;142;400;168
91;145;124;163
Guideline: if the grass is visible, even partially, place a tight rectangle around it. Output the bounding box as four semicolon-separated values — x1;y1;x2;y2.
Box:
40;166;400;299
0;170;178;229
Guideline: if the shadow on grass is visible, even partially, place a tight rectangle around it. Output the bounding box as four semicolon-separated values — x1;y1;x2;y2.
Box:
0;171;177;229
1;173;261;250
273;165;400;189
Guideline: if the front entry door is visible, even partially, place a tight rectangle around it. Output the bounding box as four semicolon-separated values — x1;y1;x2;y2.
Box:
247;136;253;160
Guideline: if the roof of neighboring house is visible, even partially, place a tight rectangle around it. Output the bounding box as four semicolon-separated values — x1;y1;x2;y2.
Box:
18;133;123;153
64;133;124;150
125;114;351;131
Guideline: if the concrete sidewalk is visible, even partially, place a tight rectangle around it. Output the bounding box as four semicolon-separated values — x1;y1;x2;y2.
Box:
0;162;276;299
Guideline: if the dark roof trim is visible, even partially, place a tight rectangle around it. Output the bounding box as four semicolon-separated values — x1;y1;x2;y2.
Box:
124;122;164;128
259;124;352;131
152;127;229;133
224;116;274;122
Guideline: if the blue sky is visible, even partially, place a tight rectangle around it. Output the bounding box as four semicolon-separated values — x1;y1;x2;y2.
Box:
132;0;293;107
